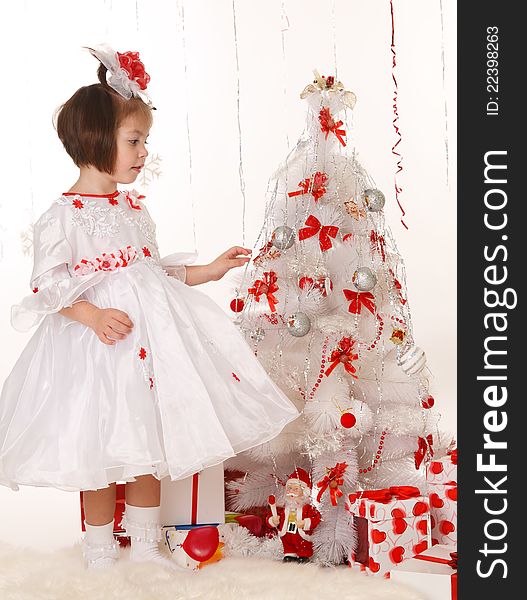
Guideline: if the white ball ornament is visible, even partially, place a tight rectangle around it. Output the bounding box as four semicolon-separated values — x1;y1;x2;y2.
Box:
362;188;385;212
398;344;427;375
286;312;311;337
271;226;295;250
352;267;377;291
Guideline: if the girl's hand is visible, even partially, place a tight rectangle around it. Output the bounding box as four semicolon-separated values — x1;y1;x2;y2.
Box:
88;307;134;346
207;246;252;281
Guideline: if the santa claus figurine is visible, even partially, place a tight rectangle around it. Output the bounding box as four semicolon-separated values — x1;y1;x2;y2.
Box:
267;468;322;562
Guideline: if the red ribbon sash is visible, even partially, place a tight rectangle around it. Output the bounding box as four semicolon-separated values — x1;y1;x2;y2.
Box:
348;485;421;505
191;472;200;525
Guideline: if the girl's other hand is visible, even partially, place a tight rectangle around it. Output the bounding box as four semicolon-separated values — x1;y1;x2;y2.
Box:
88;307;134;346
208;246;252;281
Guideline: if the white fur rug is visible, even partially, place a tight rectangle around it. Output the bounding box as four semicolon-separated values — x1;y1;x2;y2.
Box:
0;542;424;600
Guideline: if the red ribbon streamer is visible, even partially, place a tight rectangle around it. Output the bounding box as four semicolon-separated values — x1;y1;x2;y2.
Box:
343;289;376;315
348;485;421;505
414;434;434;469
248;271;279;313
390;0;408;229
316;462;348;505
319;107;347;147
370;230;386;262
298;215;339;252
324;337;358;378
191;472;200;525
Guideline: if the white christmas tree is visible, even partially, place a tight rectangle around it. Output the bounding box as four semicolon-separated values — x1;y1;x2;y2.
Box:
225;72;441;565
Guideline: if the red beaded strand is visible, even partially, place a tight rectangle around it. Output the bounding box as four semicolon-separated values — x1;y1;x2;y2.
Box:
359;430;387;473
366;314;384;351
300;337;329;401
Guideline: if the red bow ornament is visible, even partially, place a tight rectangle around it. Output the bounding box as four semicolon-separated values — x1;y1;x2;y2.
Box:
343;289;376;315
319;107;347;147
316;462;348;505
414;434;434;469
299;215;339;252
126;192;145;211
288;171;328;202
248;271;279;313
324;337;358;378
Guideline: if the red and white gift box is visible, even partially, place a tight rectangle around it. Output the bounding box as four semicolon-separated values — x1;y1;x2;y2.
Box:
160;463;225;527
426;451;457;486
390;544;458;599
346;486;431;577
426;450;457;546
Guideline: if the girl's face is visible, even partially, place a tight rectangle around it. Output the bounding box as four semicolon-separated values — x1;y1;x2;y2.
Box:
112;114;150;184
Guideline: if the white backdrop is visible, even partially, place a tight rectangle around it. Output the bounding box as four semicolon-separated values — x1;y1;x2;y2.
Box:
0;0;456;550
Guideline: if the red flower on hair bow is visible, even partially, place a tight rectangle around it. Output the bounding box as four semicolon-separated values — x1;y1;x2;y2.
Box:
299;215;339;252
288;171;328;202
117;51;150;90
343;289;376;315
414;434;434;469
319;107;346;147
316;462;348;505
324;337;358;378
126;192;145;211
248;271;279;313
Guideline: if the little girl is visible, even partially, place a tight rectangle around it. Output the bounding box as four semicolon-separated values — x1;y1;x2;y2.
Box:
0;44;299;571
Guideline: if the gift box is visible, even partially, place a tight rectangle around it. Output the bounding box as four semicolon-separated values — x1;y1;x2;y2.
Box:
160;463;225;527
429;482;457;546
346;486;431;577
426;451;457;486
390;544;457;599
163;525;222;570
426;450;457;546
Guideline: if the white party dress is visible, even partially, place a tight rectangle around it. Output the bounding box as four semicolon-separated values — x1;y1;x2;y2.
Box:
0;190;299;492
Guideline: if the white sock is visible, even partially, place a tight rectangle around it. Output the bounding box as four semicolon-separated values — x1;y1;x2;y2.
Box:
82;520;119;570
122;503;184;572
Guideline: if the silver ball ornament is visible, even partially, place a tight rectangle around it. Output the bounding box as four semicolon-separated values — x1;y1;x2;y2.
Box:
352;267;377;291
271;226;295;250
286;312;311;337
362;189;385;212
398;345;427;376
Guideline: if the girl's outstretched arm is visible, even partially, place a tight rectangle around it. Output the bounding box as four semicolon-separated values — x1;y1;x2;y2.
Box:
59;301;134;346
185;246;251;286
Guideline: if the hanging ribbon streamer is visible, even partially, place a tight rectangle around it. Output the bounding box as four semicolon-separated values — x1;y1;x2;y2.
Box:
232;0;248;246
176;0;199;255
390;0;408;229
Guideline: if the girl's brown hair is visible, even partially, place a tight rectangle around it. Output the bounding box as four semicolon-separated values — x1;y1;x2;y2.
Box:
54;64;153;174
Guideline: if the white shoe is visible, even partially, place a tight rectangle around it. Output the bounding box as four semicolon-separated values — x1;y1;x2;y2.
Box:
120;503;186;573
82;521;120;570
